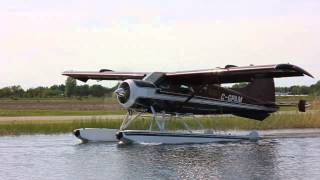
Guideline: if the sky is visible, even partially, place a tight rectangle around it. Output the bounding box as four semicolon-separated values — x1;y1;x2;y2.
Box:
0;0;319;89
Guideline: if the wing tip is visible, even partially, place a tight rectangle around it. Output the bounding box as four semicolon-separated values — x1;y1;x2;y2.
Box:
62;71;71;76
99;69;113;72
276;63;314;78
61;71;89;82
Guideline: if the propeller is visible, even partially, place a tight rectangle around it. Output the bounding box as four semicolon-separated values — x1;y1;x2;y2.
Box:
115;82;131;104
115;88;126;97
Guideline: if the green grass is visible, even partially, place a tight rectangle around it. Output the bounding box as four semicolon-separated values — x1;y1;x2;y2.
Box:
1;111;319;135
0;95;319;135
276;95;318;102
0;109;125;117
0;119;121;135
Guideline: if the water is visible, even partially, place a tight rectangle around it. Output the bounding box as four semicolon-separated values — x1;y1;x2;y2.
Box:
1;130;320;180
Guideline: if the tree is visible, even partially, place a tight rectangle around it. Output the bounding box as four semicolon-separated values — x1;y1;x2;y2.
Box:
50;84;65;97
231;82;248;89
89;85;106;97
0;86;24;98
25;87;44;98
300;86;310;95
75;85;90;97
50;84;65;92
289;86;299;95
0;87;12;98
310;81;320;96
10;85;24;97
65;77;77;97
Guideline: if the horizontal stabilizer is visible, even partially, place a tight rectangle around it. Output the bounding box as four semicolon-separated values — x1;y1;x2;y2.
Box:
277;99;311;112
233;112;270;121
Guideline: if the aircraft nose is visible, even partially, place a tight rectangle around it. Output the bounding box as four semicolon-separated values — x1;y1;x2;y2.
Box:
115;88;126;97
115;82;131;104
116;131;123;140
73;129;80;138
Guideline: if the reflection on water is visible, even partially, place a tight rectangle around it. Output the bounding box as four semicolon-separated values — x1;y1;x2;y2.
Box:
115;141;278;180
1;131;320;180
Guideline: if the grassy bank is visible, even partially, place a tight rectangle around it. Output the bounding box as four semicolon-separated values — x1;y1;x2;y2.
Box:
0;97;123;116
0;96;319;135
1;111;319;135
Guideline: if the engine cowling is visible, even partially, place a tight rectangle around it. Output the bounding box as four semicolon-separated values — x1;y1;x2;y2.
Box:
114;80;156;109
115;81;131;104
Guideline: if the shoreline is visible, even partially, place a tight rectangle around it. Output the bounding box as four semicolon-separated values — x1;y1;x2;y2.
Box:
1;110;320;136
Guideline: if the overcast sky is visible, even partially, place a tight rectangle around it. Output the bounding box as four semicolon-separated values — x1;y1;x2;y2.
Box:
0;0;319;89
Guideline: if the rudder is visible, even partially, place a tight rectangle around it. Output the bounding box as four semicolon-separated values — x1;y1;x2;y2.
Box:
236;78;275;103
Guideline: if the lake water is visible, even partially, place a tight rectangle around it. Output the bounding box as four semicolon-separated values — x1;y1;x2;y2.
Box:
1;130;320;180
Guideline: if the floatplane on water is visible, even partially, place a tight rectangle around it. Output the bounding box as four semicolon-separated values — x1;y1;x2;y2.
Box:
63;63;313;144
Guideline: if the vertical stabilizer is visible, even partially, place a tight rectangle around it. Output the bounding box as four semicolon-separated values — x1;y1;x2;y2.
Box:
236;78;275;103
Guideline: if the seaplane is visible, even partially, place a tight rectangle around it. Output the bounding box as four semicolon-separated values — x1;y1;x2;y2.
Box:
63;63;313;144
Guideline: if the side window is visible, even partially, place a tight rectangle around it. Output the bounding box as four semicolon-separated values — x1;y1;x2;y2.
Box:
159;82;193;94
143;72;165;84
206;84;220;98
179;84;193;94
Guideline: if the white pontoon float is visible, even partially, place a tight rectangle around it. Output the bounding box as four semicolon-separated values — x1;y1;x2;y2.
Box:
73;108;259;144
73;128;118;142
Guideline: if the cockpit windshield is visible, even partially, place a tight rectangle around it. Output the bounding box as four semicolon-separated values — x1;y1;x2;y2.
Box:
143;72;165;84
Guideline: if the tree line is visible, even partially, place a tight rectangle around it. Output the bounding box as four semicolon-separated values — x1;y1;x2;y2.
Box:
275;83;320;95
1;78;320;99
231;81;320;96
0;77;117;98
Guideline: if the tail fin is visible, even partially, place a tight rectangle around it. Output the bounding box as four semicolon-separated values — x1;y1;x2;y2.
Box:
236;78;275;103
231;78;275;121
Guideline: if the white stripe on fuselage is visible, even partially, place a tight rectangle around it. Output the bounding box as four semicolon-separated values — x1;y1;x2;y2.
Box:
150;92;276;112
120;80;276;112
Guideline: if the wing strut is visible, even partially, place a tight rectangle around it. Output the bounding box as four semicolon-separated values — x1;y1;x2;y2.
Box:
178;83;208;111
